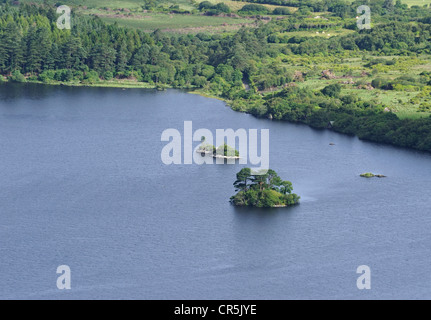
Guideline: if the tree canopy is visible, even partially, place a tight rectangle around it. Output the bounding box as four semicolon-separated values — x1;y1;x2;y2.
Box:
231;168;300;207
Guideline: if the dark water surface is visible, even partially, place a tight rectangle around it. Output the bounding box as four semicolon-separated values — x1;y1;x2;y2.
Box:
0;83;430;299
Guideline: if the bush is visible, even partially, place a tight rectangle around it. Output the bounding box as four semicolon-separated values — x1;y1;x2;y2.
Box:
394;75;420;86
341;94;358;105
38;70;55;83
54;69;73;82
73;70;84;81
360;173;375;178
200;2;231;15
83;70;99;84
297;6;311;15
261;189;283;207
192;75;207;88
239;4;269;14
9;70;26;83
198;1;213;11
103;71;114;80
214;3;230;13
273;7;291;15
27;75;38;81
371;78;390;89
321;83;341;98
283;193;301;206
215;143;239;157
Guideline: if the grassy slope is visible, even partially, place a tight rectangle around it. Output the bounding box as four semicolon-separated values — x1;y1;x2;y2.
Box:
98;16;252;33
194;0;296;11
24;0;295;11
60;0;258;34
404;0;431;6
19;0;195;10
69;0;294;33
274;50;431;119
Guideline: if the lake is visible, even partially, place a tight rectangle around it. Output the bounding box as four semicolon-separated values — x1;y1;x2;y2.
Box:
0;83;430;299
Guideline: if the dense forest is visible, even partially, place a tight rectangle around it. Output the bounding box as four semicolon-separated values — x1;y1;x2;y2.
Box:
0;0;430;152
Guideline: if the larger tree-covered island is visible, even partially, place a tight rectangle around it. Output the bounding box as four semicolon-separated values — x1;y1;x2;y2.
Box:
230;168;300;208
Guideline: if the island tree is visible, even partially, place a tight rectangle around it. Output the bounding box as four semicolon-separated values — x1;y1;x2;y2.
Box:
230;168;300;208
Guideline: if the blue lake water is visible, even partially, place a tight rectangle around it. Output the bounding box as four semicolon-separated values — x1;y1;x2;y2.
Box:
0;83;430;299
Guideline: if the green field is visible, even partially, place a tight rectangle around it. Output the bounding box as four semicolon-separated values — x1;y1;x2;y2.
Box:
23;0;297;12
20;0;195;10
18;0;431;9
21;0;429;36
61;0;268;33
404;0;431;6
275;28;356;38
194;0;296;12
204;0;431;8
283;53;431;119
98;13;251;32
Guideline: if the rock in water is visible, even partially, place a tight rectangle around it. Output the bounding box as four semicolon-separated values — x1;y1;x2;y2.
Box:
360;173;387;178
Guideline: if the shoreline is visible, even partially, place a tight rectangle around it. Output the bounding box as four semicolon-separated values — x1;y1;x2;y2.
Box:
1;78;230;101
1;77;233;110
1;78;164;89
0;77;227;97
1;79;430;155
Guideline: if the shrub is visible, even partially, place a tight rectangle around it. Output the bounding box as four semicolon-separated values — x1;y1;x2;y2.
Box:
27;75;38;81
9;70;26;83
239;4;269;14
38;70;55;83
192;75;207;88
103;71;114;80
360;173;375;178
83;70;99;84
55;69;73;82
214;3;230;13
321;83;341;98
73;70;84;81
215;143;239;157
198;1;213;11
273;7;291;15
371;78;390;89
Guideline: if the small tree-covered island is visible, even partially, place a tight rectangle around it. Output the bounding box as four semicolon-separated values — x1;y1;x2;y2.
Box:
197;137;240;159
230;168;300;208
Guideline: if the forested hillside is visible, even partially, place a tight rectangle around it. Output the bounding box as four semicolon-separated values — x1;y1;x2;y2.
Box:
0;0;431;151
